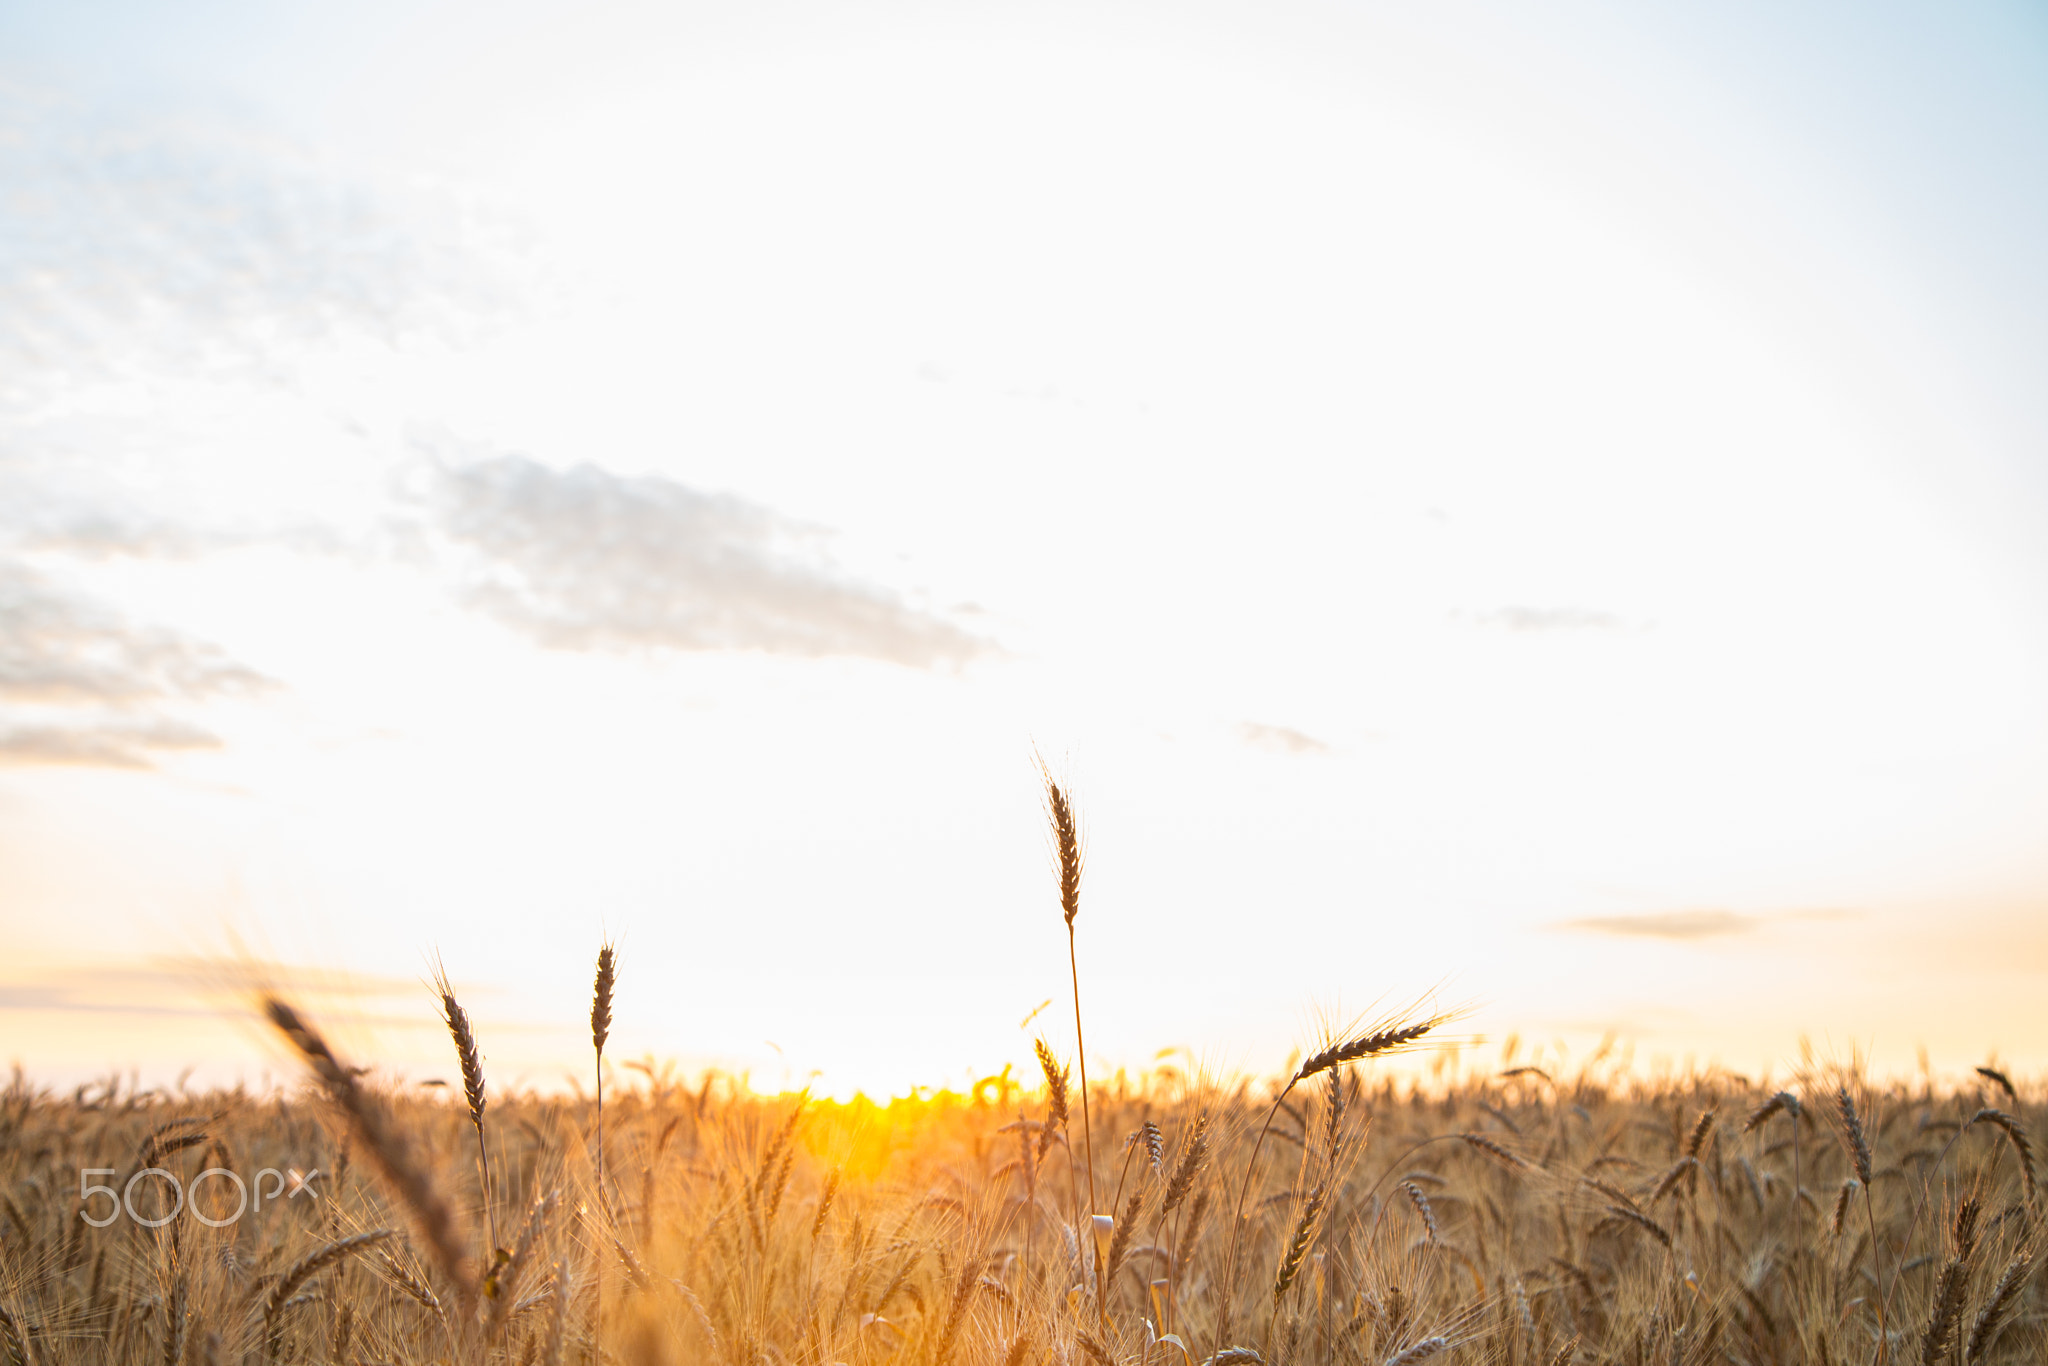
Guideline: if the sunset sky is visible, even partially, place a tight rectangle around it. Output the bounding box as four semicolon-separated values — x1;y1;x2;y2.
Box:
2;0;2046;1098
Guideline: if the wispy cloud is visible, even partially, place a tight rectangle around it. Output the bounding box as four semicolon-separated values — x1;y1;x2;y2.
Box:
0;718;221;769
1548;908;1861;941
0;958;551;1041
8;508;332;562
0;562;264;707
1551;909;1759;940
1237;721;1333;756
0;965;429;1037
0;560;267;768
13;516;229;562
1468;606;1629;633
429;454;993;669
0;89;522;418
0;980;219;1019
149;956;429;1000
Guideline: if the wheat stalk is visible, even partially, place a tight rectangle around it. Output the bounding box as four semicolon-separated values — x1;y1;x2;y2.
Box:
592;942;616;1201
0;1299;37;1366
1041;767;1101;1317
1831;1180;1858;1237
1684;1110;1715;1159
264;1227;394;1360
1973;1066;2017;1104
264;1230;394;1320
931;1258;980;1366
1271;1185;1326;1305
541;1259;571;1366
1033;1039;1070;1163
263;998;478;1318
376;1251;443;1315
1836;1086;1890;1359
590;942;616;1358
1966;1252;2031;1361
1400;1182;1438;1241
1965;1108;2037;1202
1918;1255;1968;1366
433;963;496;1253
1744;1091;1800;1133
1836;1087;1873;1185
1608;1204;1671;1249
485;1188;556;1336
1221;1011;1441;1349
1295;1020;1440;1083
1163;1114;1209;1215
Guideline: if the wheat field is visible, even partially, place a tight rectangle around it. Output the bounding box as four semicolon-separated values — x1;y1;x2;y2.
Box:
0;783;2038;1366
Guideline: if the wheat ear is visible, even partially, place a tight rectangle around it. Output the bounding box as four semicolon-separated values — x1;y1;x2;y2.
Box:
1918;1255;1968;1366
932;1258;981;1366
1966;1108;2037;1202
263;998;478;1316
1384;1339;1449;1366
1271;1185;1326;1305
1966;1252;2031;1361
590;942;616;1355
434;964;496;1253
1973;1066;2017;1104
265;1230;394;1320
1221;1014;1440;1349
0;1299;37;1366
1041;769;1100;1313
591;943;615;1200
1836;1087;1891;1352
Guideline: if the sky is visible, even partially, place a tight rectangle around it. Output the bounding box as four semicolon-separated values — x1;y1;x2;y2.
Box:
2;0;2046;1099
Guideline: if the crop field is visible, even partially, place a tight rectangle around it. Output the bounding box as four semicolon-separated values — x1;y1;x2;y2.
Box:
1;1035;2039;1366
0;784;2039;1366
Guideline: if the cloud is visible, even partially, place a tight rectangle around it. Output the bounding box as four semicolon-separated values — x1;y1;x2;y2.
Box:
0;89;523;419
14;517;225;562
0;979;217;1019
1469;607;1629;633
149;956;428;1000
0;559;266;768
0;562;266;707
1550;908;1862;940
1551;909;1759;940
0;718;220;769
0;959;438;1029
1237;721;1333;756
9;508;292;562
429;454;993;668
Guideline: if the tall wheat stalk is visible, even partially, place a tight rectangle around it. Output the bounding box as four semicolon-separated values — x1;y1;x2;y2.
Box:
1041;768;1100;1313
434;963;496;1254
591;944;616;1203
1836;1086;1889;1364
590;942;616;1355
1743;1091;1801;1278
